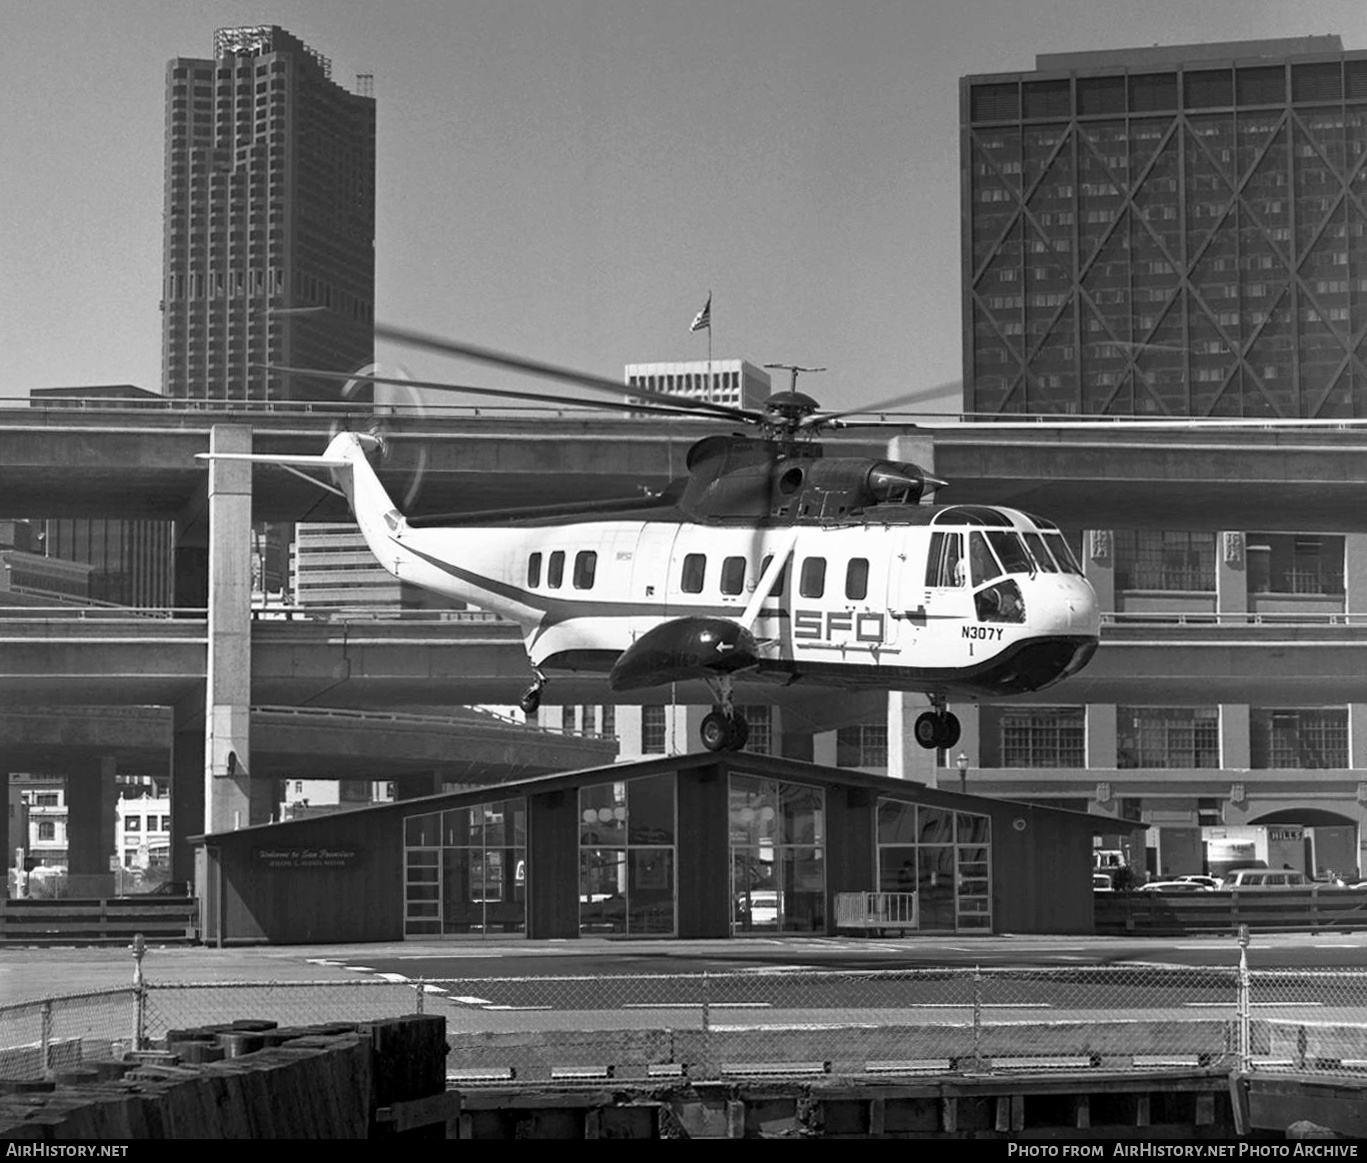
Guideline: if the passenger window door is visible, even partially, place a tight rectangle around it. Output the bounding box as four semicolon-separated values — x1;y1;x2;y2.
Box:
681;553;706;594
720;556;746;596
799;557;826;599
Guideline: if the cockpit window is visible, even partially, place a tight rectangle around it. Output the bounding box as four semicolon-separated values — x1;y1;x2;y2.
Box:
968;532;1001;587
1022;532;1059;573
1043;532;1083;575
976;579;1026;623
986;531;1033;575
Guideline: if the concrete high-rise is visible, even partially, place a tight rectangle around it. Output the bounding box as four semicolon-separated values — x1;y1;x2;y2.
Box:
162;26;376;401
953;37;1367;883
961;35;1367;418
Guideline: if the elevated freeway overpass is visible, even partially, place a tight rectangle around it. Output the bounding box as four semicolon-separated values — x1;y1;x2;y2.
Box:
0;703;615;783
8;609;1367;710
3;398;1367;531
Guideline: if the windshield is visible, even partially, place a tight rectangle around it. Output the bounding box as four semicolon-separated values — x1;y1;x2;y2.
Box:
986;531;1034;576
1022;532;1059;573
1043;532;1083;575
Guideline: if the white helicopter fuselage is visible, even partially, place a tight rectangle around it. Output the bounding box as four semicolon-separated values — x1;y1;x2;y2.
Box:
336;433;1100;700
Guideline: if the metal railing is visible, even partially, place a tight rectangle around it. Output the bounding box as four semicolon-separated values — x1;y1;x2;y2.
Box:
3;933;1367;1085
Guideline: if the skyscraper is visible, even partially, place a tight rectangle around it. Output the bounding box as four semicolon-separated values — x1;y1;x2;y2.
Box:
954;37;1367;882
960;35;1367;418
162;26;376;401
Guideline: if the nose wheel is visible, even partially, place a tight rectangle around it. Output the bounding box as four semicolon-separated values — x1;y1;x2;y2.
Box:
913;696;961;751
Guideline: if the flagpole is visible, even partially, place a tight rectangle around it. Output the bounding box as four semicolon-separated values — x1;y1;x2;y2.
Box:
707;291;713;404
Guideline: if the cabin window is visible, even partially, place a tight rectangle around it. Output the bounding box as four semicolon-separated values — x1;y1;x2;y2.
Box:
926;532;965;587
721;556;746;595
759;555;787;597
968;532;1001;587
799;557;826;599
527;552;542;587
681;553;706;593
548;550;565;589
845;558;869;600
573;550;597;590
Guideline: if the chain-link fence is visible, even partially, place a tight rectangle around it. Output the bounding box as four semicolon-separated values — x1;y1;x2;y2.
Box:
0;988;137;1079
4;947;1367;1086
419;964;1247;1083
1246;968;1367;1074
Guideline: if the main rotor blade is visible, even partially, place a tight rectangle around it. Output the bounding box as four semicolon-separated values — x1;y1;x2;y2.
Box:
374;323;757;423
809;379;964;427
263;365;728;420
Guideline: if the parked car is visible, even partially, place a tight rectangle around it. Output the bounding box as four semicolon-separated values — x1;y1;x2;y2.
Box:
1224;869;1311;890
1137;880;1213;893
1174;874;1223;891
1093;872;1115;892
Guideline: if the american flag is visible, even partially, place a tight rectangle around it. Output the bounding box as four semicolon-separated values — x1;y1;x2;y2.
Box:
690;294;711;333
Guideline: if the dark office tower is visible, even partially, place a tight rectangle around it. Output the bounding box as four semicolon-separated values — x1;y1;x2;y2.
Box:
162;26;376;401
959;36;1367;418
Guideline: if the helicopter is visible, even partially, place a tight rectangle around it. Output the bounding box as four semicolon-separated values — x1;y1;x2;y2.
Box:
201;326;1102;754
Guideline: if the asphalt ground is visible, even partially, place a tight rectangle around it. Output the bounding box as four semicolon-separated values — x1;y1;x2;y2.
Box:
1;930;1355;1009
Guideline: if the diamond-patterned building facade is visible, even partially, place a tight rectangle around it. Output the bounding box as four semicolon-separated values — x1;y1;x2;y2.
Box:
960;36;1367;417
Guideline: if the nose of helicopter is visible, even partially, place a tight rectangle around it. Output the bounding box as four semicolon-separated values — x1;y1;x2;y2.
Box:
1029;574;1102;637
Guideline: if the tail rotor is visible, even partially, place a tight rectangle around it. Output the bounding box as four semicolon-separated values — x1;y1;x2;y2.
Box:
332;362;429;512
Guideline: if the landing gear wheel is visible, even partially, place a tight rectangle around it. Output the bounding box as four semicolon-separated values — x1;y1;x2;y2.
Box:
726;714;750;752
700;711;731;753
519;685;543;716
913;710;961;750
913;711;942;750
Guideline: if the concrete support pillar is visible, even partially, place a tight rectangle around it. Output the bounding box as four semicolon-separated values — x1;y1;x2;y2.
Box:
1220;704;1251;770
614;705;644;760
1086;704;1117;769
887;692;939;785
206;425;255;833
1083;530;1115;613
1216;532;1248;616
66;756;117;878
1345;534;1367;616
1349;705;1367;771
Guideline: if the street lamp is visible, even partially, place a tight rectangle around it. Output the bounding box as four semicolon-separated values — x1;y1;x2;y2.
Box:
956;751;969;795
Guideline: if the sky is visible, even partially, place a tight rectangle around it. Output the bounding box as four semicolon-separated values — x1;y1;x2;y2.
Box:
6;1;1367;416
